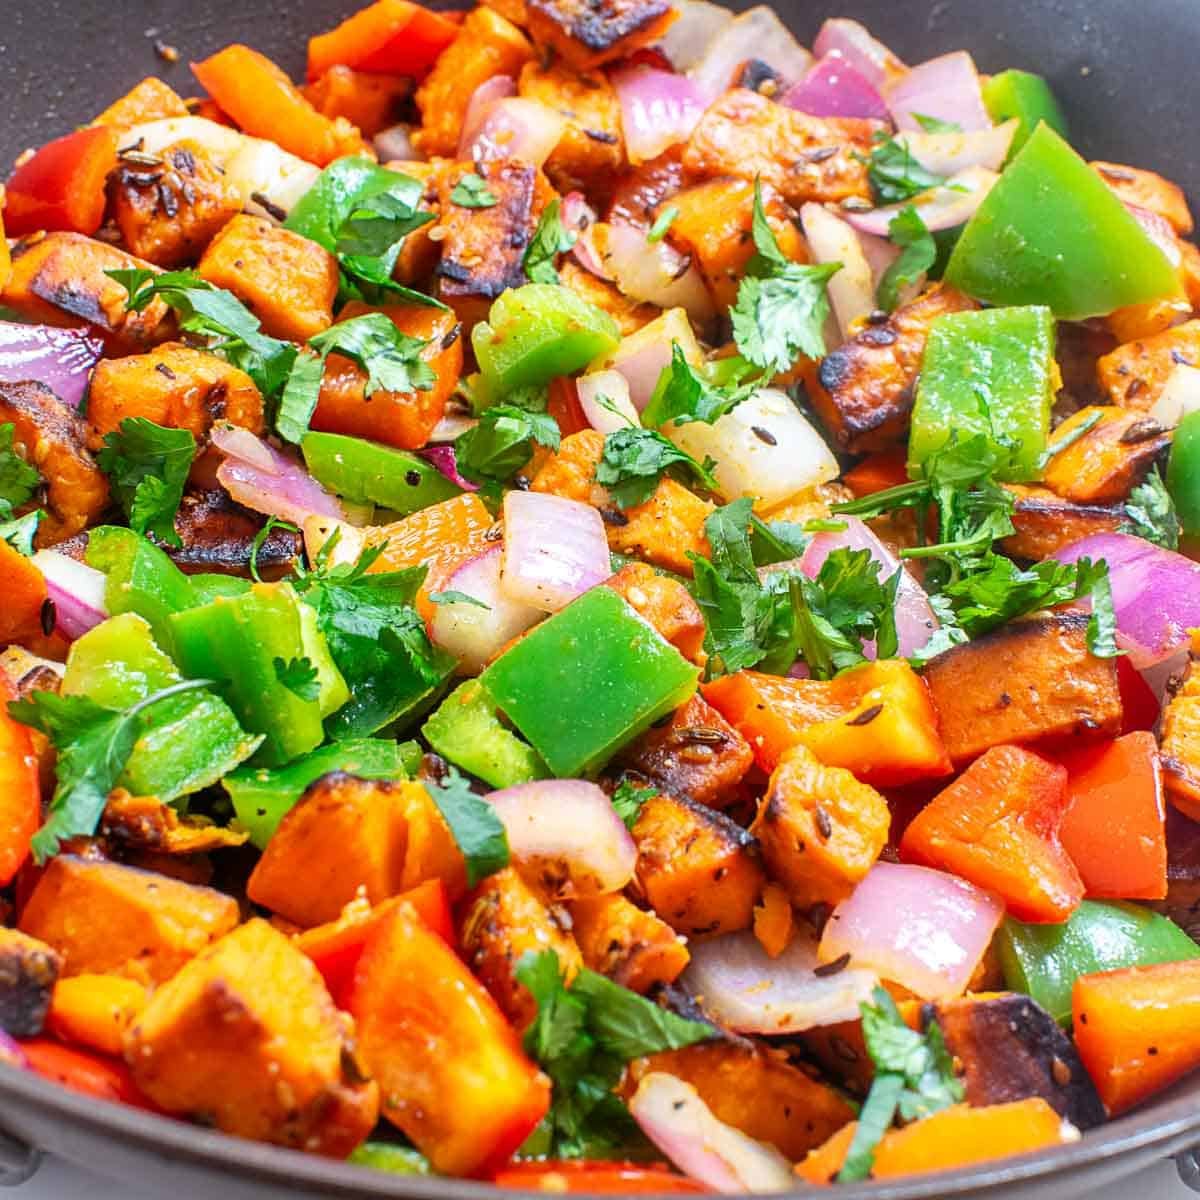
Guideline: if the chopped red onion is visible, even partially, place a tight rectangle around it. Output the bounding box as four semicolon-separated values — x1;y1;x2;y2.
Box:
597;222;715;325
1150;364;1200;429
799;202;876;342
417;443;478;492
31;549;108;641
456;75;516;159
611;65;708;165
466;97;567;168
577;370;640;435
689;6;813;100
500;491;610;613
812;18;907;90
844;164;999;236
898;118;1019;177
781;54;889;121
885;51;992;133
658;0;735;72
374;123;421;164
0;322;103;412
0;1031;27;1071
561;192;611;280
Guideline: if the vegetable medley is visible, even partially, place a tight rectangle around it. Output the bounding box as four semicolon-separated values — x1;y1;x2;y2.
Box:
4;0;1200;1191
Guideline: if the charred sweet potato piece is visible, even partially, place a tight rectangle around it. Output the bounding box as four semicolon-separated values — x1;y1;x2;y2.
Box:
248;773;410;929
682;89;876;208
0;381;109;546
517;60;625;199
605;149;685;230
93;77;189;128
1093;162;1194;235
1160;658;1200;820
166;489;301;577
631;791;764;938
394;779;469;902
126;918;378;1155
619;694;752;809
1041;406;1170;504
2;233;171;349
923;612;1123;766
100;790;248;858
0;927;61;1037
523;0;675;70
414;8;534;158
624;1039;854;1161
559;260;659;335
568;892;688;993
459;866;582;1029
304;66;411;138
604;562;706;665
803;283;979;453
381;159;445;288
1001;485;1124;561
19;855;240;985
1106;297;1192;346
1096;319;1200;410
311;302;462;450
197;214;339;342
108;141;243;269
87;342;264;450
47;973;147;1057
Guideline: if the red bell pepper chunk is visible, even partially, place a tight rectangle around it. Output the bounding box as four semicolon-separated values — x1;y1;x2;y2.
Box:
1116;655;1160;734
548;376;591;438
0;674;40;888
842;448;910;498
21;1038;159;1111
307;0;459;82
4;126;118;238
492;1162;708;1193
1058;731;1167;901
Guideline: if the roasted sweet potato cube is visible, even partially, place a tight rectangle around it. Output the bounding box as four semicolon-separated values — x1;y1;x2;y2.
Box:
459;867;582;1028
923;612;1123;766
1096;319;1200;411
559;260;659;335
381;159;444;288
682;89;876;208
197;214;338;342
47;973;147;1057
395;779;469;901
163;489;301;577
0;380;109;546
125;919;378;1155
1093;162;1194;235
304;66;411;139
1161;658;1200;821
108;141;243;269
88;341;264;450
20;856;240;985
624;1038;854;1161
605;149;686;230
414;8;534;158
803;283;979;453
247;773;410;929
569;892;688;993
619;694;752;809
523;0;675;69
1041;406;1170;504
1001;485;1124;562
631;791;764;938
101;790;248;858
93;77;189;128
605;563;706;665
2;233;171;350
0;927;61;1037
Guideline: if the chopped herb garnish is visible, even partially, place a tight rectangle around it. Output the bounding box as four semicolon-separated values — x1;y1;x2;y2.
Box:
912;113;964;134
0;422;40;521
864;133;947;206
641;344;760;430
877;206;937;313
1122;469;1180;550
423;764;509;887
456;405;561;487
0;510;41;556
429;590;491;610
646;205;679;243
249;516;300;584
595;427;718;509
96;417;196;548
272;655;321;702
523;198;577;286
611;778;656;829
450;173;499;209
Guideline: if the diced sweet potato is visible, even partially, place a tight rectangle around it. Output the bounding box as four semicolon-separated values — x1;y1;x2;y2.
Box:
100;790;248;858
1160;657;1200;820
1041;406;1170;504
107;141;243;269
93;78;189;128
568;892;688;993
624;1039;855;1161
304;66;411;138
2;233;171;349
394;779;469;901
19;855;240;985
414;8;534;158
0;380;109;546
618;693;752;808
605;149;685;231
311;302;461;450
604;562;706;664
523;0;675;69
682;89;877;208
1096;319;1200;410
559;260;660;335
126;919;378;1155
631;790;765;938
47;973;147;1057
87;342;264;450
382;158;445;288
922;612;1123;766
1001;485;1124;561
165;488;301;577
1106;297;1192;346
459;866;582;1028
247;773;410;929
518;60;625;199
197;214;339;342
1181;239;1200;311
1093;162;1194;235
0;927;61;1037
803;283;979;453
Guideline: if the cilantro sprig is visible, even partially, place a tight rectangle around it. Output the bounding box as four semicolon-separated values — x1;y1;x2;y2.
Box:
864;133;946;206
423;764;508;887
877;206;937;314
456;404;561;489
611;779;656;829
0;423;40;521
450;173;499;209
596;428;718;509
1122;470;1180;550
640;345;760;430
97;417;196;548
523;199;577;286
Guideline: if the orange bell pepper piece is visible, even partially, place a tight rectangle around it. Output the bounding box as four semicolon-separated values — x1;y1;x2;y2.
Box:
1073;959;1200;1114
900;744;1084;923
307;0;459;81
548;376;591;438
492;1162;706;1193
0;539;48;645
21;1038;159;1111
842;448;910;498
0;674;40;889
192;44;369;167
4;126;118;237
1057;732;1166;901
348;900;550;1176
0;205;11;293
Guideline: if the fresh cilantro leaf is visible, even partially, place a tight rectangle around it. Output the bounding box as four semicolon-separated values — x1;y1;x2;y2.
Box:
641;344;759;429
705;497;759;579
750;515;818;565
877;206;936;313
646;205;679;244
611;779;656;829
837;1072;906;1184
9;679;215;862
0;422;41;520
570;969;713;1060
337;189;436;262
0;510;41;556
423;764;509;887
595;427;718;509
912;113;963;134
1036;410;1104;472
1123;469;1180;550
250;516;300;583
865;133;946;206
523;198;577;285
96;417;196;547
450;173;499;209
1076;555;1122;659
429;590;491;610
273;655;320;702
456;405;561;486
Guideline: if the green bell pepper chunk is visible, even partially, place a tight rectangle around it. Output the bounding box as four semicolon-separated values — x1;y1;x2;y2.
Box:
189;574;251;603
982;71;1068;159
63;613;262;802
297;601;351;718
946;124;1181;320
472;283;620;396
481;587;699;778
169;582;342;767
909;306;1056;481
225;737;419;848
348;1142;430;1175
998;900;1200;1025
1168;410;1200;536
423;680;549;789
284;157;423;252
301;432;460;514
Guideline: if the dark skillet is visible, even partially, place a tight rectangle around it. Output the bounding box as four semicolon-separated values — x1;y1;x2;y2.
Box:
3;1;1200;1197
